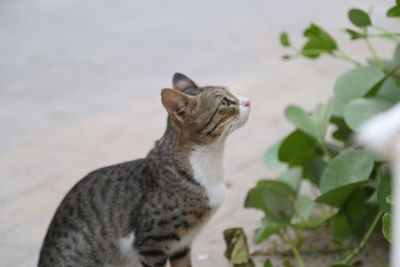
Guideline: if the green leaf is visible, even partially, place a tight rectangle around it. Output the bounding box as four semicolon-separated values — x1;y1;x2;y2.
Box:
223;228;255;266
282;259;292;267
264;140;285;169
280;32;290;47
334;66;386;104
254;218;286;244
284;99;332;144
330;212;352;238
344;97;394;130
387;5;400;17
245;180;295;222
377;168;392;213
330;264;352;267
348;9;372;27
319;149;375;193
378;77;400;102
277;168;302;193
256;180;297;197
316;149;374;207
295;195;314;220
304;157;327;186
284;105;316;138
282;54;293;60
264;259;273;267
330;116;352;142
325;143;343;155
387;195;394;205
382;59;400;76
345;28;364;40
345;187;378;238
332;95;346;118
294;211;337;229
313;99;334;142
301;48;327;58
382;213;392;242
301;23;337;58
395;43;400;61
278;130;317;166
315;181;367;207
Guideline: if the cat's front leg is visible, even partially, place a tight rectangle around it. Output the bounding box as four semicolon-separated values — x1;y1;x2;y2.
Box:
137;248;168;267
169;247;191;267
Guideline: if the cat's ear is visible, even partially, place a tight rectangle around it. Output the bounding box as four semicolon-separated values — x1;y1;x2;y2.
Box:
161;88;195;123
173;73;198;91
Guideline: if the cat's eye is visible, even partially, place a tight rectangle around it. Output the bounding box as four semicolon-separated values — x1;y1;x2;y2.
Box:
220;98;235;106
220;98;229;106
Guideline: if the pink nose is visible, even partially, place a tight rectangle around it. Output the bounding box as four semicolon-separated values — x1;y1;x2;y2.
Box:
244;100;251;107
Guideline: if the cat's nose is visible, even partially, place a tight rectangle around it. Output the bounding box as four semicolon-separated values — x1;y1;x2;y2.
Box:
238;97;250;107
241;98;251;107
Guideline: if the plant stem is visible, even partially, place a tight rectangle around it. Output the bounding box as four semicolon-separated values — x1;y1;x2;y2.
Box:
372;25;400;43
251;246;348;256
386;63;400;80
363;32;386;71
368;32;400;38
321;144;333;161
390;64;400;74
289;45;300;54
294;227;303;246
332;51;363;66
340;211;383;264
288;239;304;267
283;229;305;267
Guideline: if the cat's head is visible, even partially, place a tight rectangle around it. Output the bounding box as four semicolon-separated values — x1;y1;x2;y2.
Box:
161;73;250;145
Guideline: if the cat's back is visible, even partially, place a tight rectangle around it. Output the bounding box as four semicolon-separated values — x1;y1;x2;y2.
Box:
39;159;146;266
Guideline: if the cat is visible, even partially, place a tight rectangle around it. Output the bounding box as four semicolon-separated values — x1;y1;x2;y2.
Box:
38;73;251;267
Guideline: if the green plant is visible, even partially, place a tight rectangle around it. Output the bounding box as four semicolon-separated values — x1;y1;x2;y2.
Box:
225;2;399;267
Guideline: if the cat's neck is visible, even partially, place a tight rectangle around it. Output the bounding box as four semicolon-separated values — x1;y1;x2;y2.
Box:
190;142;225;186
145;121;226;186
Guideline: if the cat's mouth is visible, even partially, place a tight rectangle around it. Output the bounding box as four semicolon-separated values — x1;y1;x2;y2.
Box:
237;97;251;127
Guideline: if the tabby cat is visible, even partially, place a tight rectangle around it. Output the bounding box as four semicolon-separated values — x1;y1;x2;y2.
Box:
39;73;250;267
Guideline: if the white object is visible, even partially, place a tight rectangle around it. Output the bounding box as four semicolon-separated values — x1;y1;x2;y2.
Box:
358;103;400;267
196;253;209;261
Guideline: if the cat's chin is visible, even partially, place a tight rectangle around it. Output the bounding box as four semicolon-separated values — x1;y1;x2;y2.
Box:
236;101;251;128
222;116;250;138
239;108;250;127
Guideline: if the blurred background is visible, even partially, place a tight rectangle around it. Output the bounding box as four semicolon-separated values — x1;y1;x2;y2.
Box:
0;0;396;266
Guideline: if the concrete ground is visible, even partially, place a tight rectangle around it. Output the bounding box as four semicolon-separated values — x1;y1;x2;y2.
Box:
0;0;396;266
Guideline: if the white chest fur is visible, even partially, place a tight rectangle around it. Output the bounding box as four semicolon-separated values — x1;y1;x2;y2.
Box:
113;232;139;267
189;143;226;208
